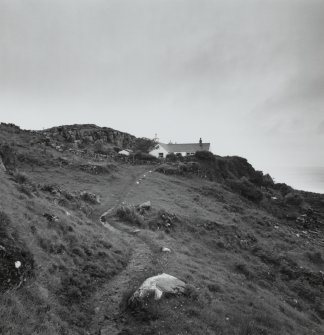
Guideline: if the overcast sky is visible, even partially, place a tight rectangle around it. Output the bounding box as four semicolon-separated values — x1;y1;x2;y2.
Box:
0;0;324;180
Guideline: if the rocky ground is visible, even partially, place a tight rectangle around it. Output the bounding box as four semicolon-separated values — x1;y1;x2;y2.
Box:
0;122;323;335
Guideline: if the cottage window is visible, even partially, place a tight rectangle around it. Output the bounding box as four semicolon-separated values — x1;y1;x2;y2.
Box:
159;153;164;158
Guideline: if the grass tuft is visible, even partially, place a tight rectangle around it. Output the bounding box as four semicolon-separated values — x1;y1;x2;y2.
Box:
116;205;145;226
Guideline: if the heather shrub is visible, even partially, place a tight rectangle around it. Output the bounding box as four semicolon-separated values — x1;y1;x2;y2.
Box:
80;191;100;204
166;153;177;162
284;192;304;206
249;170;265;186
195;150;215;161
262;173;274;187
134;137;158;153
228;177;263;202
274;183;293;196
12;171;29;184
133;151;158;162
156;164;179;175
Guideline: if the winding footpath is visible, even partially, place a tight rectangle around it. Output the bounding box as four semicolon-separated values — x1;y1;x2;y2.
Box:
89;167;155;335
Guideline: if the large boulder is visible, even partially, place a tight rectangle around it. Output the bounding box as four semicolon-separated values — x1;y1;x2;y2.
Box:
129;273;186;302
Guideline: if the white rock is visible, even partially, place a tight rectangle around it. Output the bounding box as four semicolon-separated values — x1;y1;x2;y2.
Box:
15;261;22;269
118;150;130;156
130;273;186;302
161;247;171;253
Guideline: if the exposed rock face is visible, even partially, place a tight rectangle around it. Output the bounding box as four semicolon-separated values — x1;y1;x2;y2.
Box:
40;124;136;149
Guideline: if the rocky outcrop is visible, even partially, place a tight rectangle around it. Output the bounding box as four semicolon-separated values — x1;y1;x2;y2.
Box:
40;124;136;149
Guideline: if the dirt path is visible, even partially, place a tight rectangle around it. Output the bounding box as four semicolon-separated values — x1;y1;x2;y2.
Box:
89;233;152;335
89;166;155;335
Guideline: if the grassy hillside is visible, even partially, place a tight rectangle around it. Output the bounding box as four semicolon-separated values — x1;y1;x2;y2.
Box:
0;123;323;335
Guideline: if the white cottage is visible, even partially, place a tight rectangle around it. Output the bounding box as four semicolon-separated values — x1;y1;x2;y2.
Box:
149;138;210;158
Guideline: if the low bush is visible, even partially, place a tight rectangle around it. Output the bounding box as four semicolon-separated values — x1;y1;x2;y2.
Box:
249;170;264;186
228;177;263;202
262;173;274;187
284;192;304;206
12;171;29;184
274;183;293;196
195;150;215;161
166;153;177;162
12;171;38;196
133;151;158;162
80;191;100;204
133;137;158;153
79;163;116;175
156;164;179;175
156;162;199;176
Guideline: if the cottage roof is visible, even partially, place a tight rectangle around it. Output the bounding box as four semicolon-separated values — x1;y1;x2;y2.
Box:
158;142;210;153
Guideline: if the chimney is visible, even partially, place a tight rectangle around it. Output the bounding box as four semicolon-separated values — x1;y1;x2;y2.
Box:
199;138;202;148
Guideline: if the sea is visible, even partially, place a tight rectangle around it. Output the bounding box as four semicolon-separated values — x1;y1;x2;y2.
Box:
268;167;324;194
